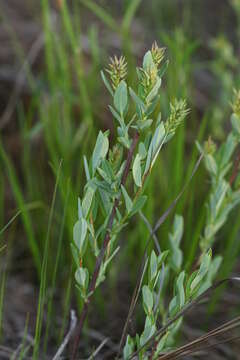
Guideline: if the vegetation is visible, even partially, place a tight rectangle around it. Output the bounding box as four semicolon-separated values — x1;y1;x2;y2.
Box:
1;0;240;358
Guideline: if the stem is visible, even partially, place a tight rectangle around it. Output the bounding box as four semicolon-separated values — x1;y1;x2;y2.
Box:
71;131;139;360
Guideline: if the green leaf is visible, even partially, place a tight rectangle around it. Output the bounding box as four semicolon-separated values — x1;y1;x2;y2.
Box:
169;295;178;317
118;135;131;149
98;189;112;216
144;122;165;174
231;113;240;137
75;267;89;289
92;131;109;173
78;197;83;219
145;96;160;117
205;154;217;176
176;271;185;308
140;316;156;347
135;119;153;131
151;122;166;161
210;180;229;218
171;215;184;246
97;167;111;184
155;332;169;355
123;335;135;360
219;133;237;168
130;195;147;216
82;182;96;217
96;247;120;287
186;271;197;299
101;70;114;96
129;87;146;115
169;215;183;272
169;271;185;317
109;105;125;127
157;250;169;267
190;249;212;293
71;243;80;267
149;250;158;282
157;60;169;78
103;246;120;271
207;255;222;282
83;156;91;180
73;218;88;254
133;154;142;187
146;77;161;103
114;80;128;116
102;159;114;180
144;142;153;175
121;185;133;213
142;285;153;314
138;142;147;159
143;50;155;71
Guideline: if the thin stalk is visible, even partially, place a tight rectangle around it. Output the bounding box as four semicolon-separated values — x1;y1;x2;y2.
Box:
33;161;62;359
43;180;70;353
0;140;41;275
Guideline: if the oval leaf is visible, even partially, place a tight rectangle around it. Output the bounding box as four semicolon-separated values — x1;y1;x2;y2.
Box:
114;80;128;116
92;131;109;173
73;218;88;253
133;154;142;187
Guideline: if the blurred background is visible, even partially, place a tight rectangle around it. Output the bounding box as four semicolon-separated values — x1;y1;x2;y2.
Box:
1;0;240;358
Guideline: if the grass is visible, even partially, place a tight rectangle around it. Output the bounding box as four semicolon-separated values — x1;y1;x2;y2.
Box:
1;0;240;358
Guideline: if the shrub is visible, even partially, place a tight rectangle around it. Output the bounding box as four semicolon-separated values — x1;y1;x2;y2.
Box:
69;44;240;359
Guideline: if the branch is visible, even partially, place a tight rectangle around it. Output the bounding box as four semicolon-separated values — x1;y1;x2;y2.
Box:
71;131;140;360
53;310;77;360
86;338;109;360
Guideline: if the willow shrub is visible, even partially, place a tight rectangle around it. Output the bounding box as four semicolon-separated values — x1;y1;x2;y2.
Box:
70;44;240;359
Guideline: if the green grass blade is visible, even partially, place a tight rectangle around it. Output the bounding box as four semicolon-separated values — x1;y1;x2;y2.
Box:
0;202;43;236
0;140;41;275
43;179;70;353
122;0;142;31
33;160;62;359
79;0;118;32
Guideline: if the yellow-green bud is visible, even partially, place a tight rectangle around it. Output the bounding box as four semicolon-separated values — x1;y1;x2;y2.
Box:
204;137;216;155
151;41;165;67
106;55;127;89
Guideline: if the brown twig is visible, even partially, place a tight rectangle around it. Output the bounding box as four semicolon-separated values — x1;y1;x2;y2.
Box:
53;310;77;360
71;131;140;360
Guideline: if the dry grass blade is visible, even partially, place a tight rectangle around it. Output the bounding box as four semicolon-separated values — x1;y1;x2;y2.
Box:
162;335;240;360
87;338;109;360
53;310;77;360
129;277;240;359
158;316;240;359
